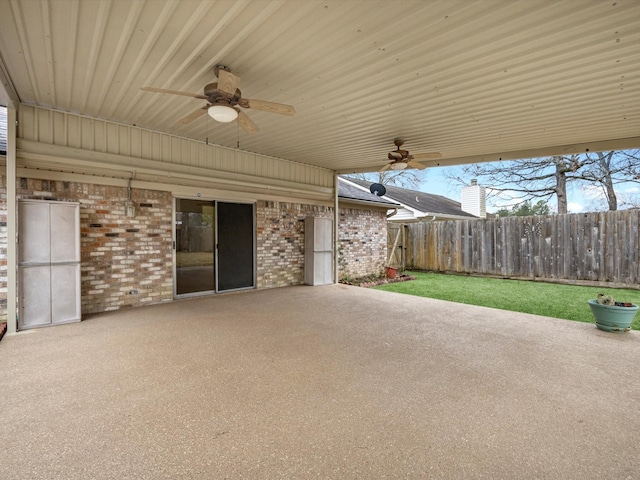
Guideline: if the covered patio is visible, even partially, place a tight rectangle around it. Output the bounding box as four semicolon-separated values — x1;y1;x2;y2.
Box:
1;0;639;332
2;285;638;479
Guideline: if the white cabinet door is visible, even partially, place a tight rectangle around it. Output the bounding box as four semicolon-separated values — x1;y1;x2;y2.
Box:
313;218;333;252
19;202;51;264
50;203;80;263
51;264;81;324
305;216;334;286
19;266;52;328
18;200;81;329
313;252;333;285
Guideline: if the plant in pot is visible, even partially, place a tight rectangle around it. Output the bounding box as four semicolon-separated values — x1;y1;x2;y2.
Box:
385;266;398;279
588;293;639;333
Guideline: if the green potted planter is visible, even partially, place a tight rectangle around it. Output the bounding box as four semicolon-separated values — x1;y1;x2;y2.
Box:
588;294;639;333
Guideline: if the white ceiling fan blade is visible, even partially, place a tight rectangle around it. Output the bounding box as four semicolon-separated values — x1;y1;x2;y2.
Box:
379;163;392;172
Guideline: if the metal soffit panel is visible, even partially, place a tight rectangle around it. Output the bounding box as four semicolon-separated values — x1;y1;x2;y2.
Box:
0;0;638;173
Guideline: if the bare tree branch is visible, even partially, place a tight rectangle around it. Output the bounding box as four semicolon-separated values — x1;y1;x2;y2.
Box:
444;150;638;213
346;169;426;189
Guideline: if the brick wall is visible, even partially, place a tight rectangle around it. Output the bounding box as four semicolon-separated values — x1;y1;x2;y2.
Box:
338;206;387;280
77;183;173;313
256;200;333;288
255;201;387;288
0;177;388;323
0;176;173;319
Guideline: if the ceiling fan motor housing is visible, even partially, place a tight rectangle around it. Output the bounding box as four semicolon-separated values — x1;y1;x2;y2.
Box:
388;149;409;160
204;82;241;105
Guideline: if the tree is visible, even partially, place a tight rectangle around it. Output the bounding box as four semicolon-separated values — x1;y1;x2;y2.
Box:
446;155;580;214
445;150;640;213
574;150;640;211
346;168;426;189
496;200;551;217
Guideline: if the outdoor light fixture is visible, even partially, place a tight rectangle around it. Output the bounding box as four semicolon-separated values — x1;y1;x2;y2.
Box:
390;162;407;170
208;105;238;123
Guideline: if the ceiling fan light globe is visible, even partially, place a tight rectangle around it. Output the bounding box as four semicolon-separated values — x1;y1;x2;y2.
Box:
208;105;238;123
390;162;407;170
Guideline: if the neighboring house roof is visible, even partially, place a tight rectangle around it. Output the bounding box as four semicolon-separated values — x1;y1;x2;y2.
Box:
338;178;399;208
0;106;6;155
344;177;477;221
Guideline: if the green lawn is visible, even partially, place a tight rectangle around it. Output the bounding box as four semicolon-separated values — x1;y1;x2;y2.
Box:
374;272;640;330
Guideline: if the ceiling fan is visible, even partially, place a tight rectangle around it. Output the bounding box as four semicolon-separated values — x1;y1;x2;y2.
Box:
140;66;295;133
379;139;442;171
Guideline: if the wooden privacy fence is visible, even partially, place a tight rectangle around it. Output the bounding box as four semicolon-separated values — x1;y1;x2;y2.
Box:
404;209;640;286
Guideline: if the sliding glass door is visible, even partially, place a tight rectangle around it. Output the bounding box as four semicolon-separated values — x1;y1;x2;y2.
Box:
174;198;255;296
175;199;215;295
217;202;255;292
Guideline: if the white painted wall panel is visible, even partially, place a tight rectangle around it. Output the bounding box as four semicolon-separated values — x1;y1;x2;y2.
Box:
119;125;131;157
81;117;95;150
38;108;52;144
53;110;66;145
67;115;81;148
17;105;335;190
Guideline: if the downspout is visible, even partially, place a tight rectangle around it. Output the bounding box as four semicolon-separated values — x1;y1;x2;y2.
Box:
125;171;136;217
386;208;398;219
128;171;135;200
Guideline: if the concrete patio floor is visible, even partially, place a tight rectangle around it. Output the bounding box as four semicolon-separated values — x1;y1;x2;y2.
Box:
1;284;639;479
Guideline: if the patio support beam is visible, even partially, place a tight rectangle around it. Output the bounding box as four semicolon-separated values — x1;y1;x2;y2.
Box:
335;136;640;175
333;172;339;284
6;107;17;334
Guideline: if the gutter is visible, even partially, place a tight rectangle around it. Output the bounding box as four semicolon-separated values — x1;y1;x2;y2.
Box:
418;213;479;221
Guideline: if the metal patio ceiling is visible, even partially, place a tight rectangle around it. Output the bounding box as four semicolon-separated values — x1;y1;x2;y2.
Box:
0;0;638;173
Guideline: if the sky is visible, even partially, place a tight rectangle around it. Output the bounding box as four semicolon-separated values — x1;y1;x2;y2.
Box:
416;162;640;214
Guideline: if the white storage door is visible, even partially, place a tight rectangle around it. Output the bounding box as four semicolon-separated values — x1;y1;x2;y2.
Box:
19;202;51;264
51;264;81;323
18;200;81;330
304;216;334;286
19;266;52;328
314;218;333;252
50;203;80;263
313;252;333;285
